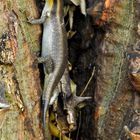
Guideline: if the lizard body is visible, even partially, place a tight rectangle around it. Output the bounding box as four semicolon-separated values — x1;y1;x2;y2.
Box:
28;0;68;132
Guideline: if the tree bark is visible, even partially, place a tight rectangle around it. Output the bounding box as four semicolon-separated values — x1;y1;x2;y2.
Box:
94;0;134;139
0;0;140;140
68;0;140;140
0;0;43;139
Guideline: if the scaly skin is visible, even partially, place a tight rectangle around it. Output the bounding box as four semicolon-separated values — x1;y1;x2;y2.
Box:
28;0;68;138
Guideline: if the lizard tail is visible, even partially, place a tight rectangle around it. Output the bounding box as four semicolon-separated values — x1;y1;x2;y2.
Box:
42;99;52;140
42;99;49;128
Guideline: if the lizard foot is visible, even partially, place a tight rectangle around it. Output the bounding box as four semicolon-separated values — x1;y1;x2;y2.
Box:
37;56;54;73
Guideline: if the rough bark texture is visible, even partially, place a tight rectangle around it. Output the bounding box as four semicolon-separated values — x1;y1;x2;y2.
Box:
0;0;139;140
94;1;135;139
68;0;139;140
0;0;43;139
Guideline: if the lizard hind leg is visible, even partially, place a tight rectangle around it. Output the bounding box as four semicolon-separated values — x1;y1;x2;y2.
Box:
37;56;54;74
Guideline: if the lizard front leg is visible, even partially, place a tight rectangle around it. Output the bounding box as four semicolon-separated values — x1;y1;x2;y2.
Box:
28;3;50;24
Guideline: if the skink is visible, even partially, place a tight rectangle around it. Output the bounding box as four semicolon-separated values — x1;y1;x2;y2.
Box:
28;0;68;137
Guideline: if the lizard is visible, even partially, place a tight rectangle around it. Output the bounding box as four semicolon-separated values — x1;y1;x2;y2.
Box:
28;0;68;138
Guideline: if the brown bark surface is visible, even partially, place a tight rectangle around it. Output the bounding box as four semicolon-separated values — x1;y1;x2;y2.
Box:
69;0;140;140
0;0;140;140
0;0;43;139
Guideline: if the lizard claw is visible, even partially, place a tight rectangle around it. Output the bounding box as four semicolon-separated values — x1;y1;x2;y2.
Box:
27;18;34;24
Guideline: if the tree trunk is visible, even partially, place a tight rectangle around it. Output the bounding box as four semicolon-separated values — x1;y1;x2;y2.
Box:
69;0;140;140
0;0;140;140
0;0;43;139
